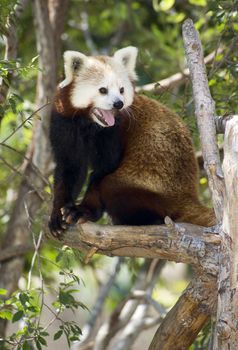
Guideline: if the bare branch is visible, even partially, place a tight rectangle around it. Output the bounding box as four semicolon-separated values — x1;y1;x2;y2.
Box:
93;260;164;350
75;257;123;348
112;260;164;350
182;18;224;222
68;15;98;55
51;221;221;274
0;244;33;262
136;49;223;94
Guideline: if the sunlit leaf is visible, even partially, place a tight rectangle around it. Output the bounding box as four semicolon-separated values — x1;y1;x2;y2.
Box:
0;289;7;295
189;0;207;6
0;309;12;320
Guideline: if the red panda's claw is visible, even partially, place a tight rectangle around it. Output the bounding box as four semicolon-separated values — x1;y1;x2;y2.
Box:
48;212;68;239
61;204;89;225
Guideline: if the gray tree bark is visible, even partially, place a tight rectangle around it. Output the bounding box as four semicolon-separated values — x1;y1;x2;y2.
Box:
182;18;224;223
214;116;238;349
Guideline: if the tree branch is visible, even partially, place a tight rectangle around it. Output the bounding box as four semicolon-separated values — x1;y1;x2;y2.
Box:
149;275;216;350
182;18;224;222
92;260;164;350
75;257;123;348
136;48;223;94
51;221;221;274
0;244;33;262
112;260;164;350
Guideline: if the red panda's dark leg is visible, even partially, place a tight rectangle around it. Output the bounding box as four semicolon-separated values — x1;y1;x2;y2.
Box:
49;163;87;236
62;182;104;225
61;171;106;225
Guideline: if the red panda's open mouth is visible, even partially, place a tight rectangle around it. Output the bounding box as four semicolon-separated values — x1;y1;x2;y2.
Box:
91;108;115;127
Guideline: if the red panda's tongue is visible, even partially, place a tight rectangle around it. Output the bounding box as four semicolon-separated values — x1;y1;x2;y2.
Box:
100;109;115;126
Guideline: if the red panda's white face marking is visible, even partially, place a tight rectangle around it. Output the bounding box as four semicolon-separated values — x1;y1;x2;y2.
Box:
60;47;138;127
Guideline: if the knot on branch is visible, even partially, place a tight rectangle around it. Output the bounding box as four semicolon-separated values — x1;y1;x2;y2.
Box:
217;316;232;340
165;216;185;235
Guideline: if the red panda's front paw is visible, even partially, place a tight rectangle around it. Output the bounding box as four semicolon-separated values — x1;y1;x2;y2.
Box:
48;210;69;239
61;204;91;225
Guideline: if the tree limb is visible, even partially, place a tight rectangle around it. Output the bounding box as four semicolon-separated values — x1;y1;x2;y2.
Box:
51;221;221;275
93;260;164;350
136;48;223;94
0;244;33;262
182;18;224;223
74;257;124;348
112;260;164;350
149;275;216;350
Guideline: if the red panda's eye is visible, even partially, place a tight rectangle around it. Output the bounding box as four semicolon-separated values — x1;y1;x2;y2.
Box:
120;87;124;94
99;87;108;94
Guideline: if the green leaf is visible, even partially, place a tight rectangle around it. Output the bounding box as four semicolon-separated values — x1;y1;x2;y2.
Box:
38;336;47;346
19;292;29;306
59;291;75;306
8;97;17;113
23;341;31;350
0;289;7;295
0;309;12;320
54;330;63;340
35;340;42;350
12;93;24;102
189;0;206;5
40;331;49;337
76;301;89;311
153;0;175;11
55;251;63;263
70;336;81;341
12;310;24;323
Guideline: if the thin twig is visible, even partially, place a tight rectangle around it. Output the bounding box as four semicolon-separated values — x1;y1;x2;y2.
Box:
1;102;50;144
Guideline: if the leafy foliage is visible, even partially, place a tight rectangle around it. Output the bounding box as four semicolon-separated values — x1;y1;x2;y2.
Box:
0;247;86;349
0;0;17;35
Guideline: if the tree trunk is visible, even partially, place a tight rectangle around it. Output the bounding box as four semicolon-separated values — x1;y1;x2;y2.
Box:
214;116;238;349
0;0;69;337
149;276;216;350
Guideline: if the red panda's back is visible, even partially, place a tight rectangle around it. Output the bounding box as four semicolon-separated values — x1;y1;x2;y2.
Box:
117;94;199;198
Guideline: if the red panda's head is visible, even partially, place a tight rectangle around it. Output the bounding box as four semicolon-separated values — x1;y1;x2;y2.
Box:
59;47;138;127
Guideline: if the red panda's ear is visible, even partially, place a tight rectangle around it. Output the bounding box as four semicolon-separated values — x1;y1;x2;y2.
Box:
113;46;138;81
60;51;87;88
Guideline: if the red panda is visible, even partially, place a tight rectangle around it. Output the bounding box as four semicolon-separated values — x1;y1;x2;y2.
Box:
48;46;216;237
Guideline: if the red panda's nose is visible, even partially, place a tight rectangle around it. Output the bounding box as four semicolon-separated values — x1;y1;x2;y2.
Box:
113;100;124;109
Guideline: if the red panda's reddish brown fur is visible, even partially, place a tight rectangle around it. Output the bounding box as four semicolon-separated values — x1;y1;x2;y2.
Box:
81;94;216;227
48;48;216;237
